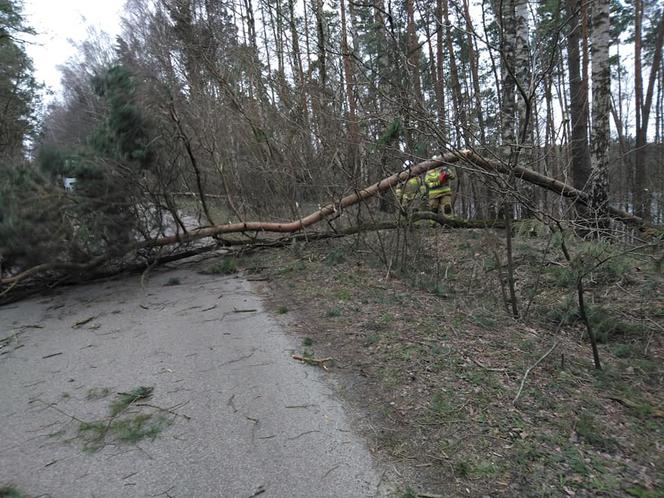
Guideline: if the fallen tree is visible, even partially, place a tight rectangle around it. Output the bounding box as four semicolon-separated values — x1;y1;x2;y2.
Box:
0;149;649;298
135;149;643;250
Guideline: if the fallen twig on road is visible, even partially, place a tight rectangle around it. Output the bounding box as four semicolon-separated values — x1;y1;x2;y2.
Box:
41;352;63;359
73;316;98;328
291;354;334;370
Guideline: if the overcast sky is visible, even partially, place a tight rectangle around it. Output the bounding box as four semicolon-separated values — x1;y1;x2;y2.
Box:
23;0;126;99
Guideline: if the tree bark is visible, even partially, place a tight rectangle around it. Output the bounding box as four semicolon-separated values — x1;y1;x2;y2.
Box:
463;0;486;144
442;0;465;146
406;0;423;105
635;7;664;219
589;0;611;224
435;0;446;136
340;0;361;179
566;0;591;191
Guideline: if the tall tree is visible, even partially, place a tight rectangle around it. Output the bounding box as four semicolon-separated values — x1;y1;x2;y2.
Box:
634;3;664;219
340;0;361;179
566;0;591;191
0;0;39;162
589;0;611;223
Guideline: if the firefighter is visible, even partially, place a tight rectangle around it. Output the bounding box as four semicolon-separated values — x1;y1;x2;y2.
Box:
396;164;457;216
424;165;456;215
395;174;423;211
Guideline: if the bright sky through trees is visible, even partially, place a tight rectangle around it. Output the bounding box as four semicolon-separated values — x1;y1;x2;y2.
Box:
23;0;125;97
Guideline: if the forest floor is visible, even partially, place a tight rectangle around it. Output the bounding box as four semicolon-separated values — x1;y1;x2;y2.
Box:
232;225;664;497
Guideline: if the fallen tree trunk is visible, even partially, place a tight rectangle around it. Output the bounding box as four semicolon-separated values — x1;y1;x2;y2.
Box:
0;216;500;303
465;152;644;225
0;149;647;294
138;149;643;251
134;151;632;253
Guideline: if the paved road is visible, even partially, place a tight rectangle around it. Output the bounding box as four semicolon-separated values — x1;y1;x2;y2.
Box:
0;258;391;497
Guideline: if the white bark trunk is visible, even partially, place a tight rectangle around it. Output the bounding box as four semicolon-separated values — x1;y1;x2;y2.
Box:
590;0;611;220
514;0;531;144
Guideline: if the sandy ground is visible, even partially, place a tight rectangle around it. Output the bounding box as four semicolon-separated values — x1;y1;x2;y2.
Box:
0;256;392;498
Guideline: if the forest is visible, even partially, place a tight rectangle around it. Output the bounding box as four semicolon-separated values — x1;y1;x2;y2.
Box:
1;0;663;495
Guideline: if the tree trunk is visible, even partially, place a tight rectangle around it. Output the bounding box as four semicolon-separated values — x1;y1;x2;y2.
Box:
589;0;611;225
442;0;465;147
499;0;517;157
435;0;446;137
313;0;327;89
566;0;591;192
635;0;646;218
340;0;361;180
406;0;423;106
635;7;664;220
463;0;486;144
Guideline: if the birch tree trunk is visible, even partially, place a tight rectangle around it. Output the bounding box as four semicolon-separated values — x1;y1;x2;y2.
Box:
514;0;531;141
589;0;611;224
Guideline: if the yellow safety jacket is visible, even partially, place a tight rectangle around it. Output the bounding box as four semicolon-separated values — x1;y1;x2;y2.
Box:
424;167;455;198
397;176;423;202
396;166;455;204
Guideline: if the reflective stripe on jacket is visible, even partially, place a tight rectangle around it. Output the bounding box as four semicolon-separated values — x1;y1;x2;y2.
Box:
424;167;454;198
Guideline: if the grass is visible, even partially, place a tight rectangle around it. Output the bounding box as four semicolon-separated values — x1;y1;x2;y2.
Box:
276;305;289;314
112;413;170;443
470;310;498;329
453;460;471;478
323;248;345;266
625;486;664;498
575;413;618;452
335;289;351;300
546;299;646;343
399;490;417;498
430;392;458;418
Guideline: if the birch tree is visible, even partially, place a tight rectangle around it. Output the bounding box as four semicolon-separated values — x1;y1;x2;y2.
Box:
589;0;610;224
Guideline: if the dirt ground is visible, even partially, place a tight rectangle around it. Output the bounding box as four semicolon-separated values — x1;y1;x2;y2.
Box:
236;226;664;498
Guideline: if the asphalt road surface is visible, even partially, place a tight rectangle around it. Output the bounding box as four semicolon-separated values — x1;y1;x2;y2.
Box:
0;257;391;497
